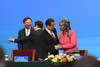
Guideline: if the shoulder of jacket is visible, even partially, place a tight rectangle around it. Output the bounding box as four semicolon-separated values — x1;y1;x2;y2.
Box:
18;28;25;32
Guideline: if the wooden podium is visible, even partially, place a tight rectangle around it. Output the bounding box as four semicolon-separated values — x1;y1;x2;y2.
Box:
11;49;35;61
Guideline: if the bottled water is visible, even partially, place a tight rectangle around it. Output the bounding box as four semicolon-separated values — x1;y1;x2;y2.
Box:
4;55;9;61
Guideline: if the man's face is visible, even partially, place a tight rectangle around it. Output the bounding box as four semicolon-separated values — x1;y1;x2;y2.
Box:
23;19;32;29
47;22;55;31
34;25;39;31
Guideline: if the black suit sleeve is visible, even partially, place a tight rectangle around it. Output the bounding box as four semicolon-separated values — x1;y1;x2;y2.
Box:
14;31;22;43
14;31;34;43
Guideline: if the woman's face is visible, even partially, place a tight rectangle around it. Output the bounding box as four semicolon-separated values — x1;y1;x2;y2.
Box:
59;22;66;31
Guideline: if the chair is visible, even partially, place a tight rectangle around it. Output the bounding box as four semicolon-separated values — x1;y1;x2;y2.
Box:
79;50;88;56
11;49;35;61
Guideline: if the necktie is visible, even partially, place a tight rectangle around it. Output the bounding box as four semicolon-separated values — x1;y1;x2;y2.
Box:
50;31;56;41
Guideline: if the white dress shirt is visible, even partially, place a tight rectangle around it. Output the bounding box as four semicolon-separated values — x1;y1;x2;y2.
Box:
25;28;31;36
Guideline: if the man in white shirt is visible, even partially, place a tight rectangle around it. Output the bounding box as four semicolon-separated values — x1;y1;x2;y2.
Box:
8;17;34;50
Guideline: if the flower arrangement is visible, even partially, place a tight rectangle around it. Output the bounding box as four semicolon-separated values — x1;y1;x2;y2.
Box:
42;53;78;66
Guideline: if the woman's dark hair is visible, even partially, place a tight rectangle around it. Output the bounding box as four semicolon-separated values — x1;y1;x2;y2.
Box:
23;17;32;23
35;21;43;28
45;18;54;26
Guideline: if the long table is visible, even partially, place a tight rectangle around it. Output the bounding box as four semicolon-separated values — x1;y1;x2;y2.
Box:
6;61;75;67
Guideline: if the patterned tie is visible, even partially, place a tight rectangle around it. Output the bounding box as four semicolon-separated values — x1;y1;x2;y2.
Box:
50;31;56;41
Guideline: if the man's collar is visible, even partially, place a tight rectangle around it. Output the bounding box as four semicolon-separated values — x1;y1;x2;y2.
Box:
37;28;42;30
45;27;50;31
25;28;31;30
45;27;51;33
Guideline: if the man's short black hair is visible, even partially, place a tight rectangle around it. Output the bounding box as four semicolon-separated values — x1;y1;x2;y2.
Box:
23;17;32;23
35;21;43;28
45;18;54;26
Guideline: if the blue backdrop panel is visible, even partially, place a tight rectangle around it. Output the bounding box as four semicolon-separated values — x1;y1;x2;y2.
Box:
0;0;100;58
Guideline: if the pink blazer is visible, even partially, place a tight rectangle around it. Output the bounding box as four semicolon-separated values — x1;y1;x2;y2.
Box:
59;30;78;53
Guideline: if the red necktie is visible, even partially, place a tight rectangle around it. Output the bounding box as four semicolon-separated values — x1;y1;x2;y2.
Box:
50;31;56;41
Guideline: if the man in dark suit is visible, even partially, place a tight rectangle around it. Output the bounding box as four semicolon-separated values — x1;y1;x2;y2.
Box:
9;20;43;61
39;18;59;59
31;21;43;60
8;17;34;50
14;21;43;50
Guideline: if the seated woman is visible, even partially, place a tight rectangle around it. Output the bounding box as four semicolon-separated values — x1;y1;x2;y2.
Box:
58;19;79;55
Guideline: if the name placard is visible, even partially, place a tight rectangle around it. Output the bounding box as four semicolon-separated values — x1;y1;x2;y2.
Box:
14;56;28;62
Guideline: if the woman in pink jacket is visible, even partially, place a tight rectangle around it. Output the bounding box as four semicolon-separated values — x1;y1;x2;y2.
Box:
58;19;79;55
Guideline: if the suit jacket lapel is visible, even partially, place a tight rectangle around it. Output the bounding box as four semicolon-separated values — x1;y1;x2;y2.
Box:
44;29;56;41
22;28;26;37
30;28;33;34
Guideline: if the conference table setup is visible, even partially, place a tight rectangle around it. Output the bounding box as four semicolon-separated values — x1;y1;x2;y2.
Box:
4;49;88;67
1;0;100;67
